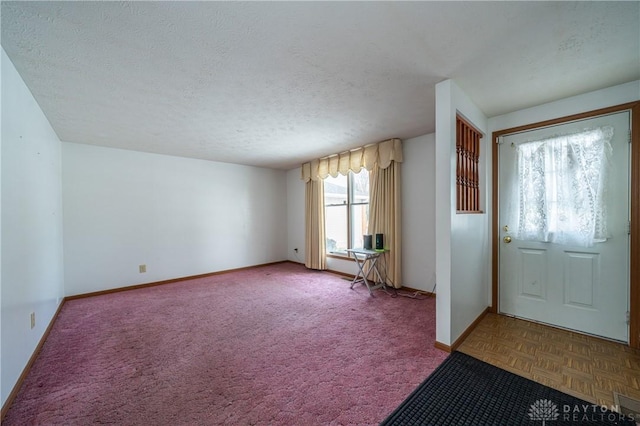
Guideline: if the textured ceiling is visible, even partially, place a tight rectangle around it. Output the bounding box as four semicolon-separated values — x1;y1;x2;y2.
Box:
2;1;639;170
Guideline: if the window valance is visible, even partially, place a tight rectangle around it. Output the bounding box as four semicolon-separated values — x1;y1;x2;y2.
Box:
301;138;402;182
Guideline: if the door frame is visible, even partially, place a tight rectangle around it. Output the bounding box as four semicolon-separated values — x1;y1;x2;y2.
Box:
491;101;640;349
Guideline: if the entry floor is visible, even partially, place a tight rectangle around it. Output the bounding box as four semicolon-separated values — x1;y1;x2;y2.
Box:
457;313;640;407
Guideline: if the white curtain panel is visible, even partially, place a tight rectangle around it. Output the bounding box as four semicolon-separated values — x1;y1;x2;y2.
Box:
516;126;614;247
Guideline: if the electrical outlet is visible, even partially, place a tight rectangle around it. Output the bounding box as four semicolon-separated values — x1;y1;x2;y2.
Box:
30;312;36;329
139;264;146;273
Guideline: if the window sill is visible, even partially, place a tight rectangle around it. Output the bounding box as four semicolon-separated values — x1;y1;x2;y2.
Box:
326;252;350;260
456;210;484;215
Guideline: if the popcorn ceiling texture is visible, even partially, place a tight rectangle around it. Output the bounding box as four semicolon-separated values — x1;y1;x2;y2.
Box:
1;2;638;169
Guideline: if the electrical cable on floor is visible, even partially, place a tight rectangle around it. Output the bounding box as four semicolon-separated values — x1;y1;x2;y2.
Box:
343;252;438;301
380;285;398;298
378;279;437;300
376;253;398;297
372;253;423;299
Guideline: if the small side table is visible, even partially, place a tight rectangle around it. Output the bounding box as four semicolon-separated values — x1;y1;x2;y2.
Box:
346;248;387;296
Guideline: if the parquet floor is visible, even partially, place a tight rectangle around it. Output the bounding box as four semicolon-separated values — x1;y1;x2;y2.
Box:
457;313;640;407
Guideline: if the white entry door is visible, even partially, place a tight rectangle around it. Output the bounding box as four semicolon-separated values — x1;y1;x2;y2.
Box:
499;111;630;342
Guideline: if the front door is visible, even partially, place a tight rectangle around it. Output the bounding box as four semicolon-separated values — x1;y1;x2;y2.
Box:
499;111;630;342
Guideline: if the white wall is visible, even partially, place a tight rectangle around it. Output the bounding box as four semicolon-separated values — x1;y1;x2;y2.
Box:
62;143;287;296
0;43;3;410
286;168;305;264
401;134;437;291
435;79;490;347
285;134;438;291
1;49;65;407
489;80;640;131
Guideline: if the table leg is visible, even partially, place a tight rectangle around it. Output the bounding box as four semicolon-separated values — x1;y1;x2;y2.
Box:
348;252;388;297
350;254;375;296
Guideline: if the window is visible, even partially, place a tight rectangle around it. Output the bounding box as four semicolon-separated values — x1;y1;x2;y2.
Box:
324;169;369;255
516;126;613;247
456;115;482;213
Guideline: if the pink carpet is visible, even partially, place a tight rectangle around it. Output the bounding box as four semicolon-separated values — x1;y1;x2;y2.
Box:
4;262;447;425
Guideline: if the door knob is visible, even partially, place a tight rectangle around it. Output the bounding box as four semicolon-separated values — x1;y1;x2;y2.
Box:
503;236;512;244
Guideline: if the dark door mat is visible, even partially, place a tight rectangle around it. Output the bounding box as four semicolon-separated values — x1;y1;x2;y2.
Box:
381;351;634;425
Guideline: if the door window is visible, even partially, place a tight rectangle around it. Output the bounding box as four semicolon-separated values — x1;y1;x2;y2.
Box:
516;126;614;247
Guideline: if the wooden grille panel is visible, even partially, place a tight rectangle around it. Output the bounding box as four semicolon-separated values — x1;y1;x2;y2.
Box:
456;115;482;212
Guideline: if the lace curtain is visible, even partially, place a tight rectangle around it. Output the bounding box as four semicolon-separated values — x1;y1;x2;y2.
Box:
517;126;614;247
